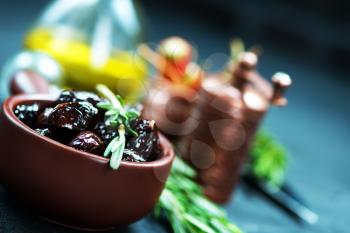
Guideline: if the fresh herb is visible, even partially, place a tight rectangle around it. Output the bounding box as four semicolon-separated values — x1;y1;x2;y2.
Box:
248;130;288;187
96;84;139;136
95;84;140;169
103;125;126;170
155;157;242;233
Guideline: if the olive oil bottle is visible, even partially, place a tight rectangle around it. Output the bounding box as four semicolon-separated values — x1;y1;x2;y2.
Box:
24;0;149;101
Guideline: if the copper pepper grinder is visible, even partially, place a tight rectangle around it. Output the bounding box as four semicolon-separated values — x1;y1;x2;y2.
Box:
235;53;292;151
180;51;292;204
178;66;248;203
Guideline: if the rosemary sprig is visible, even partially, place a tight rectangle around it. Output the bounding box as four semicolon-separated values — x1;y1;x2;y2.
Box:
248;130;288;187
155;157;242;233
95;84;140;169
104;125;126;170
96;84;139;136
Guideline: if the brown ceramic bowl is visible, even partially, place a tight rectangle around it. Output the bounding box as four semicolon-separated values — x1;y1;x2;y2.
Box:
0;94;175;230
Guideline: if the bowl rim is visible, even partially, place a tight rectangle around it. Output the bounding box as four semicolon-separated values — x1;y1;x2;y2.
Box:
2;94;175;169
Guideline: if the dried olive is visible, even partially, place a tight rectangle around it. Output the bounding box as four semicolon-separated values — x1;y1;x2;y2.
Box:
68;131;104;155
93;122;118;146
14;103;40;127
56;90;102;106
35;128;52;137
74;91;102;106
48;102;98;132
56;90;76;104
126;131;161;162
122;149;146;162
130;118;155;134
37;107;53;127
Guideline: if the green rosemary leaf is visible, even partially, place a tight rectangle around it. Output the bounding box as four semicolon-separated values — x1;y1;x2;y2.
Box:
111;139;123;152
214;218;242;233
169;213;186;233
126;109;140;120
119;112;128;121
183;214;216;233
96;84;124;114
248;130;287;187
171;156;196;178
158;189;174;211
224;222;243;233
110;114;120;121
106;109;119;116
127;128;138;137
123;120;138;137
108;120;118;126
109;126;126;170
210;219;231;233
177;177;201;194
104;137;117;157
116;95;125;106
192;194;226;217
96;102;112;110
182;220;200;233
154;205;161;219
110;145;124;170
110;147;123;170
168;189;186;212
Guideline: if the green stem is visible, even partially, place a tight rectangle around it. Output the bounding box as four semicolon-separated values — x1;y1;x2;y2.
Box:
96;84;124;114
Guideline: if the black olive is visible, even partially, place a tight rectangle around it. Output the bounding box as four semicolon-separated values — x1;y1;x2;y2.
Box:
76;102;98;126
130;118;155;134
93;122;118;146
56;90;76;104
151;135;162;160
68;131;104;155
35;128;52;137
126;131;161;162
36;107;53;127
122;149;146;162
14;103;40;127
125;118;162;162
74;91;102;106
48;102;98;132
56;90;102;106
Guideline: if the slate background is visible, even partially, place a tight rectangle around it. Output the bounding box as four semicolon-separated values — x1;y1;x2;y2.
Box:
0;0;349;232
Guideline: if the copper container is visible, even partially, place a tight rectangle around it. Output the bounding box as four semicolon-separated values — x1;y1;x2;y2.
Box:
179;77;246;203
180;52;292;203
143;79;200;139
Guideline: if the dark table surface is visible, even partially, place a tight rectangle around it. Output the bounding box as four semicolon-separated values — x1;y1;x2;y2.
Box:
0;1;349;233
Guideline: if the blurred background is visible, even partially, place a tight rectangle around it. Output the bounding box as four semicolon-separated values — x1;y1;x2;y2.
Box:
0;0;349;232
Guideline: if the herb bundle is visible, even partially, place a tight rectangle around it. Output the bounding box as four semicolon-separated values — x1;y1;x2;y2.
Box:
96;84;140;169
248;131;288;187
155;157;242;233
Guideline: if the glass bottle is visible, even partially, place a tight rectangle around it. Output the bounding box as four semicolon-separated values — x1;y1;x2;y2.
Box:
24;0;148;101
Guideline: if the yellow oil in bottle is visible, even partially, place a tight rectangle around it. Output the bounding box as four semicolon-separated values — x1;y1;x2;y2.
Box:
24;27;149;101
